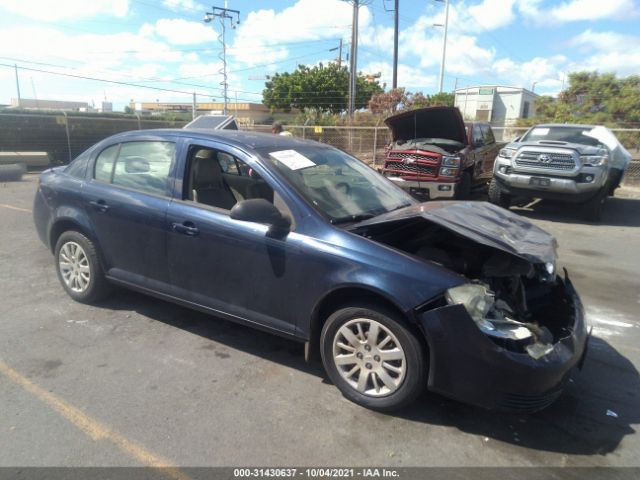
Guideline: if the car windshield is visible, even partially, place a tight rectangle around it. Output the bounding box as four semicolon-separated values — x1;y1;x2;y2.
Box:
257;146;415;224
521;126;605;147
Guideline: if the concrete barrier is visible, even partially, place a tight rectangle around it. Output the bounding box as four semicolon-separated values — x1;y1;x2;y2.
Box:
0;151;50;169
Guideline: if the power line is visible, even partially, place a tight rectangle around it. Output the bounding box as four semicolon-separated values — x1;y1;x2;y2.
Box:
1;63;213;97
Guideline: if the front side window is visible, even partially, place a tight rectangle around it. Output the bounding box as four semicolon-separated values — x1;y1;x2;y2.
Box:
481;125;495;144
94;141;175;196
256;146;414;224
472;125;484;145
186;146;274;211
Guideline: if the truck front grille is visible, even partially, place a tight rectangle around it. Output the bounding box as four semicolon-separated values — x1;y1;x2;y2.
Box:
385;161;436;176
515;151;576;170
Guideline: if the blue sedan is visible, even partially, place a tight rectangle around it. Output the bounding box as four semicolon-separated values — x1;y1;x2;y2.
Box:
34;129;588;411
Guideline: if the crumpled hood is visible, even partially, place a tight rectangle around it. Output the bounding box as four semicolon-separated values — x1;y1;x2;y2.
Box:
351;201;557;264
384;107;467;145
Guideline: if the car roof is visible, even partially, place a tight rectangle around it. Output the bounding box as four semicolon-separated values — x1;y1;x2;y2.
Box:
105;128;326;152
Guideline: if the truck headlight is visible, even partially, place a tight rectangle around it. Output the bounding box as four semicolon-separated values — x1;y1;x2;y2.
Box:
439;167;458;177
498;148;516;159
580;154;608;166
441;156;461;167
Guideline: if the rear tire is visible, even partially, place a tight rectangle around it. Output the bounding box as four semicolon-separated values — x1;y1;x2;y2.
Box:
488;178;511;208
582;191;606;222
54;231;111;303
320;303;426;412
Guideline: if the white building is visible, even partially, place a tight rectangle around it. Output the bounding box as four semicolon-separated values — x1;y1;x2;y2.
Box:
454;86;538;127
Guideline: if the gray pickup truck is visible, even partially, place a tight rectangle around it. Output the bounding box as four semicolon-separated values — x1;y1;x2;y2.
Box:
489;124;632;221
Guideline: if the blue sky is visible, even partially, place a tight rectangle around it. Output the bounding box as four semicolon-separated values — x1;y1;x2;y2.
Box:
0;0;638;110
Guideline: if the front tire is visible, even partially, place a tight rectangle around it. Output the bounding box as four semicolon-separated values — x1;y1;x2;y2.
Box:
455;171;472;199
54;231;111;303
320;303;426;411
488;178;511;208
582;191;606;222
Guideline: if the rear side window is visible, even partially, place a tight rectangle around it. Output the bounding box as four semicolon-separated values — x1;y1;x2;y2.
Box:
94;144;119;183
94;141;175;196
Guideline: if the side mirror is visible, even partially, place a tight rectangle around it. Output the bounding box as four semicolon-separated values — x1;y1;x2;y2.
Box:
230;199;291;235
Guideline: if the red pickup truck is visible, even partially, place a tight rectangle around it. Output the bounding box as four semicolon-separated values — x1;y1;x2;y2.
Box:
381;107;503;200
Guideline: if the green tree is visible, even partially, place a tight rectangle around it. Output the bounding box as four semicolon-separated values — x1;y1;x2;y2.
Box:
518;71;640;147
262;63;383;114
522;71;640;127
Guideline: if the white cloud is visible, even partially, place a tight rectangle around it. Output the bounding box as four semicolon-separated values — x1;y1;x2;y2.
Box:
549;0;635;22
0;0;128;21
151;18;218;45
362;61;436;90
568;29;640;76
162;0;202;13
493;55;566;91
230;0;364;66
468;0;517;30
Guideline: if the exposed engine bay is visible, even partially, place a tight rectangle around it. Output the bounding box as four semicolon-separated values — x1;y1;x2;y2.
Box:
353;214;576;360
390;138;464;155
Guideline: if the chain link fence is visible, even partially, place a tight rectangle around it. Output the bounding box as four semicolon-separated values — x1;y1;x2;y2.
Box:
1;112;639;184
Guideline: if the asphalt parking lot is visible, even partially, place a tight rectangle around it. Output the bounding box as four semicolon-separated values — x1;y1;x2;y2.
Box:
1;174;639;468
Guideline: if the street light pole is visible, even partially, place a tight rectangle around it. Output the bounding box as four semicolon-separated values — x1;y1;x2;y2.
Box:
437;0;450;94
204;4;240;116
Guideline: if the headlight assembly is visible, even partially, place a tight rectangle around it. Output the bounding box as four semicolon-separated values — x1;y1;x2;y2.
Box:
441;156;461;167
444;284;533;341
580;154;608;167
439;167;458;177
498;148;516;159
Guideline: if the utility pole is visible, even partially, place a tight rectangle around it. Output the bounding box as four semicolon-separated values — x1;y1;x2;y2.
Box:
348;0;359;117
204;4;240;116
392;0;399;89
330;39;344;68
192;92;197;119
437;0;450;93
14;64;21;107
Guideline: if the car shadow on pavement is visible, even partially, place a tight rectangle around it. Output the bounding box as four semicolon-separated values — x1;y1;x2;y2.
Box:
509;197;640;227
94;289;326;378
97;290;638;456
396;335;640;456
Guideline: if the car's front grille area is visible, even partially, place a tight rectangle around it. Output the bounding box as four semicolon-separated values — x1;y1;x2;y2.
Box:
498;389;563;412
515;151;576;170
385;161;436;176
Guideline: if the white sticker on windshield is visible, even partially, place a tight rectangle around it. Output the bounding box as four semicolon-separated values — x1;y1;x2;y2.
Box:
530;127;550;136
269;149;316;170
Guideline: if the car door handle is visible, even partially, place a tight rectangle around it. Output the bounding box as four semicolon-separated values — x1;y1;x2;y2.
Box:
171;221;200;236
89;200;110;212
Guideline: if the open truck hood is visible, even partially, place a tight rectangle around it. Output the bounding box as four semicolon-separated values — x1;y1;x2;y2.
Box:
351;201;557;264
384;107;467;145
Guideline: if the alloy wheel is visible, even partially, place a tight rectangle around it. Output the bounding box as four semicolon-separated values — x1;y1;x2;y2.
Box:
58;241;91;293
332;318;407;397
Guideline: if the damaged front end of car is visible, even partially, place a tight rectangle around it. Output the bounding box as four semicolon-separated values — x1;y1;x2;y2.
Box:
351;201;589;412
